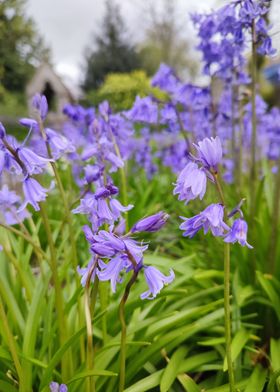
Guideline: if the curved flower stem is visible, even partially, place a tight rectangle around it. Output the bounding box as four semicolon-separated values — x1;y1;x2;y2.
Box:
0;295;24;389
214;173;235;392
119;268;139;392
85;262;99;392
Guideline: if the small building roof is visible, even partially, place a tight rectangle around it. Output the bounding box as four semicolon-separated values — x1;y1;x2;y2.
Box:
26;62;75;101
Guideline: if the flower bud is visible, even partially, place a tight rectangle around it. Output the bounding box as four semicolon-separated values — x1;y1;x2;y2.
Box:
131;211;169;233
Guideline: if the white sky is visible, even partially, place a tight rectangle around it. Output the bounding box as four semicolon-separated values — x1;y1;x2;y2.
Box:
25;0;280;85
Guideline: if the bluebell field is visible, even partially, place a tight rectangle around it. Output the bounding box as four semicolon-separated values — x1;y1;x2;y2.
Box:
0;1;280;391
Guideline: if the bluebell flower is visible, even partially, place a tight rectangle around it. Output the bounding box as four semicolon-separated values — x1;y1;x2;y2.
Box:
0;185;29;225
0;122;6;139
110;199;133;220
224;218;253;248
84;164;103;183
141;266;175;300
173;162;207;204
151;63;179;93
49;382;67;392
45;128;75;159
194;136;223;172
126;96;158;124
180;203;229;238
97;255;129;292
21;177;49;211
131;211;169;233
17;146;52;175
32;93;48;120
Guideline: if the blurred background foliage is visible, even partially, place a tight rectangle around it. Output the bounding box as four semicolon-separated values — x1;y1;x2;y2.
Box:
84;71;166;111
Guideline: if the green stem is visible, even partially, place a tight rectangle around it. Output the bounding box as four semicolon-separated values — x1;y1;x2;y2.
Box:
268;158;280;273
85;266;99;392
250;20;257;221
214;173;235;391
237;97;244;195
99;281;109;344
224;242;235;392
0;295;24;389
39;202;68;379
118;268;139;392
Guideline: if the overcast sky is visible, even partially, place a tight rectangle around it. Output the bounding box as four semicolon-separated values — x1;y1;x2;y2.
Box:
25;0;280;86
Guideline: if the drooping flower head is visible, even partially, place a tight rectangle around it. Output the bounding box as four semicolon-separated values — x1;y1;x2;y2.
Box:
180;203;229;238
224;218;253;248
141;266;175;300
193;136;223;172
173;161;207;204
21;177;49;211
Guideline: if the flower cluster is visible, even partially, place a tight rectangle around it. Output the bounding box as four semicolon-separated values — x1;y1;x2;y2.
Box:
174;136;252;248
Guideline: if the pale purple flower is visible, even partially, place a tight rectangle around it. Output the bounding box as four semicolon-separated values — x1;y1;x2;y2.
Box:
0;185;29;225
32;94;48;120
0;122;6;139
49;382;67;392
141;266;175;299
180;203;229;238
194;136;223;171
17;146;52;175
110;199;133;220
131;211;169;233
173;162;207;203
21;177;49;211
45;128;75;158
84;164;103;183
97;255;129;292
224;218;253;248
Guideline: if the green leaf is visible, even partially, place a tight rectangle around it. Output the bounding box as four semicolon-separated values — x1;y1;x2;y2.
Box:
124;370;163;392
176;373;200;392
22;273;51;389
40;327;86;389
160;346;188;392
223;328;250;371
271;338;280;371
67;369;117;384
244;365;267;392
0;381;18;392
257;272;280;321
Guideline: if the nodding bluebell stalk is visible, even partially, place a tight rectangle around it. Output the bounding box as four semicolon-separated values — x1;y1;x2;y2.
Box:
212;172;235;392
174;136;246;391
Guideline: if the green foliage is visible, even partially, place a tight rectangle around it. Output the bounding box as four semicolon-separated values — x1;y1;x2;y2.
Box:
0;0;50;92
82;0;141;91
85;71;166;111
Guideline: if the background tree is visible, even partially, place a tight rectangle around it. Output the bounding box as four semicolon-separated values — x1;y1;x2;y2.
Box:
82;0;141;91
0;0;50;92
138;0;198;78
